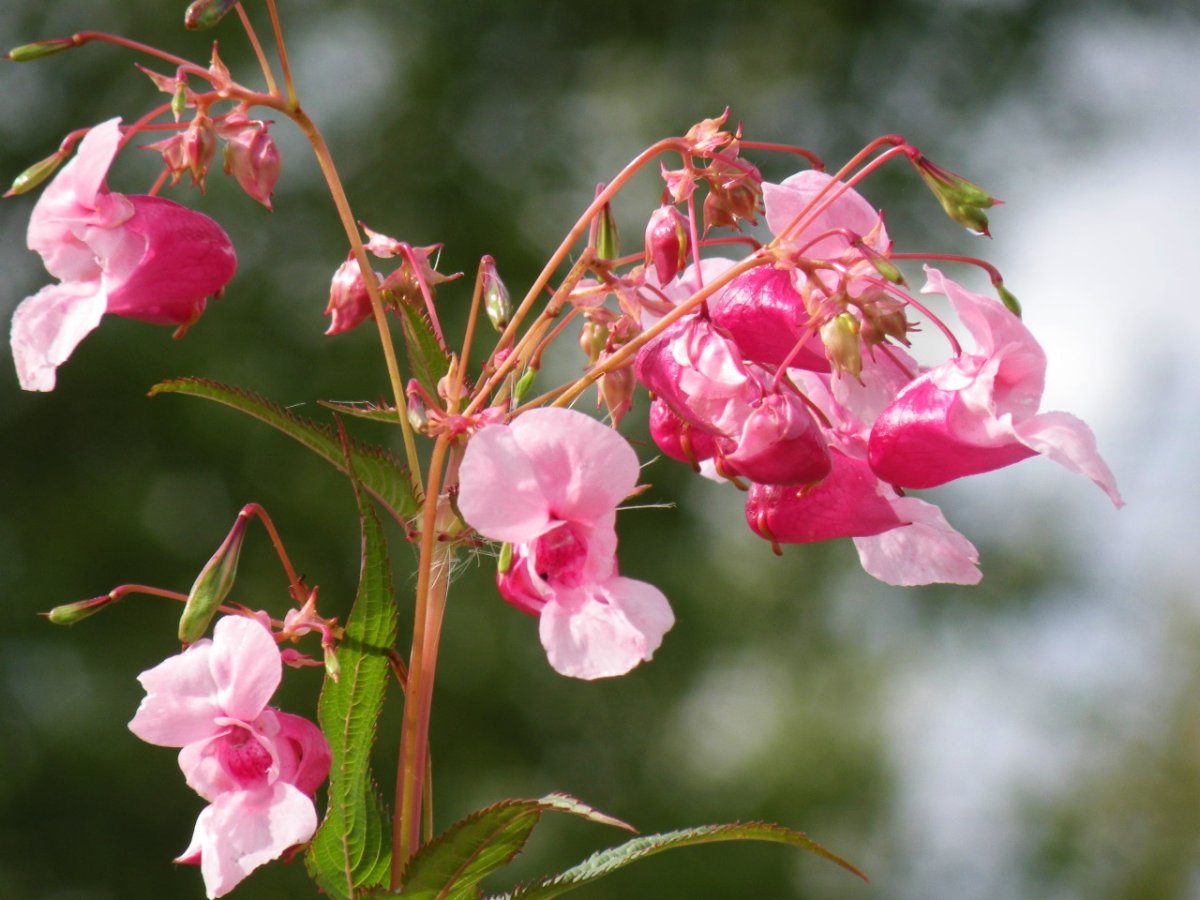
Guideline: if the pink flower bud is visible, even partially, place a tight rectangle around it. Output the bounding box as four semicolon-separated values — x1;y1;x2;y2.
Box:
648;397;718;467
644;206;690;284
324;257;375;335
222;118;280;208
708;265;830;370
721;392;831;485
481;256;511;331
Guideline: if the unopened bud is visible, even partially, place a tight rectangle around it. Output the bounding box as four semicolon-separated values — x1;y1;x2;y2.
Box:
7;38;75;62
996;282;1022;317
480;256;511;331
45;594;115;625
5;150;68;197
595;201;620;261
598;365;636;428
497;541;513;575
644;205;691;284
171;82;189;121
819;313;862;378
222;121;280;208
579;320;608;364
912;154;999;237
178;512;249;643
324;645;341;681
184;0;241;30
405;379;428;431
513;368;537;404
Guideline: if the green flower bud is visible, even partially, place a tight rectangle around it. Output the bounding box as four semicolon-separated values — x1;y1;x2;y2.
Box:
178;512;249;643
996;282;1022;317
184;0;241;30
595;201;620;261
481;256;511;331
497;541;514;575
6;38;75;62
5;150;68;198
45;595;115;625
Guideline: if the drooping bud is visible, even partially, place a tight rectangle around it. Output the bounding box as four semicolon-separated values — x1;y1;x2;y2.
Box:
222;118;280;208
819;313;862;378
323;645;341;681
911;153;999;236
171;82;189;121
181;117;217;187
480;256;511;331
405;379;429;432
4;149;69;197
644;205;691;284
44;594;116;625
325;256;375;335
513;367;538;404
6;38;76;62
995;281;1022;317
595;199;620;261
178;512;250;644
184;0;241;30
579;320;608;364
598;364;636;428
859;295;913;348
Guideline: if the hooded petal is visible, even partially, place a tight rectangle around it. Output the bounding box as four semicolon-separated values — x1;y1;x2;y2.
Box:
508;408;640;524
209;616;282;724
853;497;982;585
539;577;674;680
764;169;888;255
1014;411;1124;506
708;265;829;370
103;195;237;325
10;280;106;391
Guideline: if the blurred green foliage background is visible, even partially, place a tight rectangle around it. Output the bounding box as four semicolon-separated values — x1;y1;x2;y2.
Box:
2;1;1198;897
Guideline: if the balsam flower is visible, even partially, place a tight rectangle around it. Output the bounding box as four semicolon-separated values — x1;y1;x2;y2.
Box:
457;407;674;679
11;118;237;391
128;615;330;898
868;268;1122;505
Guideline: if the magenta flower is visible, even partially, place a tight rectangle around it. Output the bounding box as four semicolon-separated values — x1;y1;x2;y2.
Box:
458;407;674;679
746;450;981;586
11;118;237;391
128;615;330;898
868;268;1123;505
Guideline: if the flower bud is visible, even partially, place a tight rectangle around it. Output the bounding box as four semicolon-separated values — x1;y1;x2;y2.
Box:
996;281;1022;317
325;257;374;335
480;256;511;331
6;38;75;62
5;149;68;197
222;120;280;208
579;320;608;364
595;200;620;261
644;206;691;284
598;364;636;428
44;594;115;625
911;154;999;237
184;0;241;30
178;512;249;644
819;313;862;378
323;645;341;681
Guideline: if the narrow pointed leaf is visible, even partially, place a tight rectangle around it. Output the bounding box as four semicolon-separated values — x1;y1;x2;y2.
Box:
319;399;407;425
397;302;451;399
391;794;633;900
151;378;420;523
305;468;399;898
491;822;867;900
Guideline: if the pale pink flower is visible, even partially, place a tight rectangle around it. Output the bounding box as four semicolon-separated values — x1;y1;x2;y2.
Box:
868;268;1123;505
129;615;330;898
11;118;237;391
457;407;674;679
763;169;889;258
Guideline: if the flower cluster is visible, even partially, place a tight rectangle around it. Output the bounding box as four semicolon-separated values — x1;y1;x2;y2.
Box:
629;169;1122;585
128;615;330;898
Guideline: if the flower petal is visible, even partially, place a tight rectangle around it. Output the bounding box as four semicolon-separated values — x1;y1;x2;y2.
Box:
458;421;553;542
129;640;222;748
10;280;106;391
209;616;282;723
539;578;674;680
1014;410;1124;506
852;497;982;585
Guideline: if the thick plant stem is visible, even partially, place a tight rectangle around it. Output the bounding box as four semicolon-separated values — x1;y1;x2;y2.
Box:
392;435;454;885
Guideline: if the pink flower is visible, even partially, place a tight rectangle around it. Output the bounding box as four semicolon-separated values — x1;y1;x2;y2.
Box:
868;268;1123;505
324;256;376;335
457;407;674;679
11;118;237;391
220;114;281;209
763;169;889;258
746;450;981;586
128;615;330;898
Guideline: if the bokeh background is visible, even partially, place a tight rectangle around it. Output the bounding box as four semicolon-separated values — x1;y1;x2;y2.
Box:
2;1;1198;897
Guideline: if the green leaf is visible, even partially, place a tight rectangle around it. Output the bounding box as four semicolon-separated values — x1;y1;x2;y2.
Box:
150;378;420;524
305;472;399;898
396;302;451;400
490;821;868;899
319;399;407;425
390;793;633;900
